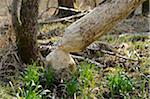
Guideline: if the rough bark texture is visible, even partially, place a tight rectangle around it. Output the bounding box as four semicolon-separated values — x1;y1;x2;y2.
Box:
12;0;39;64
11;0;20;32
46;0;145;73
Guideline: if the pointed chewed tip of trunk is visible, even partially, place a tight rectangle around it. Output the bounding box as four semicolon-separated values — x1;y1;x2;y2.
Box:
46;48;76;78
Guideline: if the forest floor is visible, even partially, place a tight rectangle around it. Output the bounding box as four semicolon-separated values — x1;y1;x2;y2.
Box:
0;15;149;98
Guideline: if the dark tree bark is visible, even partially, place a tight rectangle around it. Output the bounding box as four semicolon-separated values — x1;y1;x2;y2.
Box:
57;0;76;17
142;0;149;16
12;0;39;64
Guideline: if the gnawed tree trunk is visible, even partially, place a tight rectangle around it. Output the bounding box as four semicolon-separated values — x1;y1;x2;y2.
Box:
11;0;39;64
46;0;145;79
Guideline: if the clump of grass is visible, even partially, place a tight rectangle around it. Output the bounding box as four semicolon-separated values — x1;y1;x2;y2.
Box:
21;63;40;84
44;65;55;87
79;62;96;88
11;63;52;99
66;76;79;96
107;71;133;97
64;62;98;98
16;81;46;99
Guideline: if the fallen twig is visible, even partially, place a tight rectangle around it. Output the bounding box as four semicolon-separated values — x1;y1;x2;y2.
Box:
100;49;138;61
38;12;88;24
71;55;104;67
119;32;150;37
38;6;81;19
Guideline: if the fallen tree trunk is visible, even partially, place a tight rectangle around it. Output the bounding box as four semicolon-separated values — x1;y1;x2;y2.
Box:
46;0;145;78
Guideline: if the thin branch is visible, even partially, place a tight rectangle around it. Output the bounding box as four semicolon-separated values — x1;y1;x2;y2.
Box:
119;32;150;37
56;6;80;12
71;55;104;67
38;6;81;19
38;12;88;24
100;49;138;61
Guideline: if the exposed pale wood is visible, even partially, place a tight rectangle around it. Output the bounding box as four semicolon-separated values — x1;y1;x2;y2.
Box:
46;48;76;70
46;0;145;71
